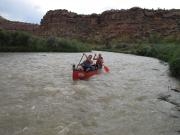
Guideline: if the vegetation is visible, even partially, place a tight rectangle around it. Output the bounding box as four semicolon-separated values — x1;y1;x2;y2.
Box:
134;44;180;77
0;29;91;52
100;34;180;78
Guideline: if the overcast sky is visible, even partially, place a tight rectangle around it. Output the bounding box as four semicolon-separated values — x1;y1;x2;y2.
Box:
0;0;180;24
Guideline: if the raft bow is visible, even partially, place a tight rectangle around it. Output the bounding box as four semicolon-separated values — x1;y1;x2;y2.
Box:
72;64;99;80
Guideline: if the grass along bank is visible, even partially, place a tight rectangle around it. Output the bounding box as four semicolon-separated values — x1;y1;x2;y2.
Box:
0;29;91;52
99;41;180;78
133;43;180;78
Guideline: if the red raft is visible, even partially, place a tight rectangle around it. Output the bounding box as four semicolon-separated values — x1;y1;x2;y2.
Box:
72;64;100;80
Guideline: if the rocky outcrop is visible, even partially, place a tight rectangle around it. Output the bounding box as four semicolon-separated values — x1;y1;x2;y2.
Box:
37;7;180;42
1;7;180;43
0;16;39;33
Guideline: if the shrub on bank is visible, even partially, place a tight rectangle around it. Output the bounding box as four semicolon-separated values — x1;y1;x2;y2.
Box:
170;58;180;77
0;29;91;52
169;47;180;77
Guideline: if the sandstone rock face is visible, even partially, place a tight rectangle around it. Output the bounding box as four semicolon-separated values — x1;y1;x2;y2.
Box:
37;7;180;42
1;7;180;42
0;16;39;33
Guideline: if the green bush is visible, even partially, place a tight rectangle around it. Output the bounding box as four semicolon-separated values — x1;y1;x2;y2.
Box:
170;58;180;77
169;46;180;77
0;29;91;52
136;45;153;56
151;44;175;61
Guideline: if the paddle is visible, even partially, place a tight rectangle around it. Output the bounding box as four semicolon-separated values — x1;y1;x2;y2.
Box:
103;65;110;72
76;53;84;68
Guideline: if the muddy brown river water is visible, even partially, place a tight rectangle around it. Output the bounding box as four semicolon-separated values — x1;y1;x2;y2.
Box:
0;52;180;135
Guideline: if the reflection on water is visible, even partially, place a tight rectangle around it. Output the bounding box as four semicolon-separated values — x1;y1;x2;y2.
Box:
0;52;179;135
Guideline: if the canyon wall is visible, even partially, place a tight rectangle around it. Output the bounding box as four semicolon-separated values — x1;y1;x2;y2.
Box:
0;16;39;33
37;7;180;42
1;7;180;43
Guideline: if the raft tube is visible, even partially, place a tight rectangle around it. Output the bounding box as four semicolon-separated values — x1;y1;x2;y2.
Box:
72;64;100;80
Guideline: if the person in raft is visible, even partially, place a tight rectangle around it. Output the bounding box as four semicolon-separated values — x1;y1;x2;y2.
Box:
93;53;104;69
80;53;96;71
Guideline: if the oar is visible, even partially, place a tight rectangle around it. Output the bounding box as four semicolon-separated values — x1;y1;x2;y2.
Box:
76;53;84;68
103;65;110;72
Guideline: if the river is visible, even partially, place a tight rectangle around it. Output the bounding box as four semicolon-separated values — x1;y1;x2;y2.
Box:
0;52;179;135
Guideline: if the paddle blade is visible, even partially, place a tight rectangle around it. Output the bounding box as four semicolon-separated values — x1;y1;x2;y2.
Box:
104;65;110;72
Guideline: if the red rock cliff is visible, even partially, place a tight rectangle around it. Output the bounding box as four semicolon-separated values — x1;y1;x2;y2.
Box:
37;7;180;42
0;16;39;33
1;7;180;42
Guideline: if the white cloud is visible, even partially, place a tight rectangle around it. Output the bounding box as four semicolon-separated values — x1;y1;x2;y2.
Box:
0;0;43;23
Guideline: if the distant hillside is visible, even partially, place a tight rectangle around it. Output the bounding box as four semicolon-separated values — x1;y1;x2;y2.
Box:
0;16;7;21
0;16;39;33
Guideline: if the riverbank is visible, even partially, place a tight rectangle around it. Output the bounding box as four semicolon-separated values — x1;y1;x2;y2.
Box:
0;29;91;52
1;29;179;78
98;43;180;79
